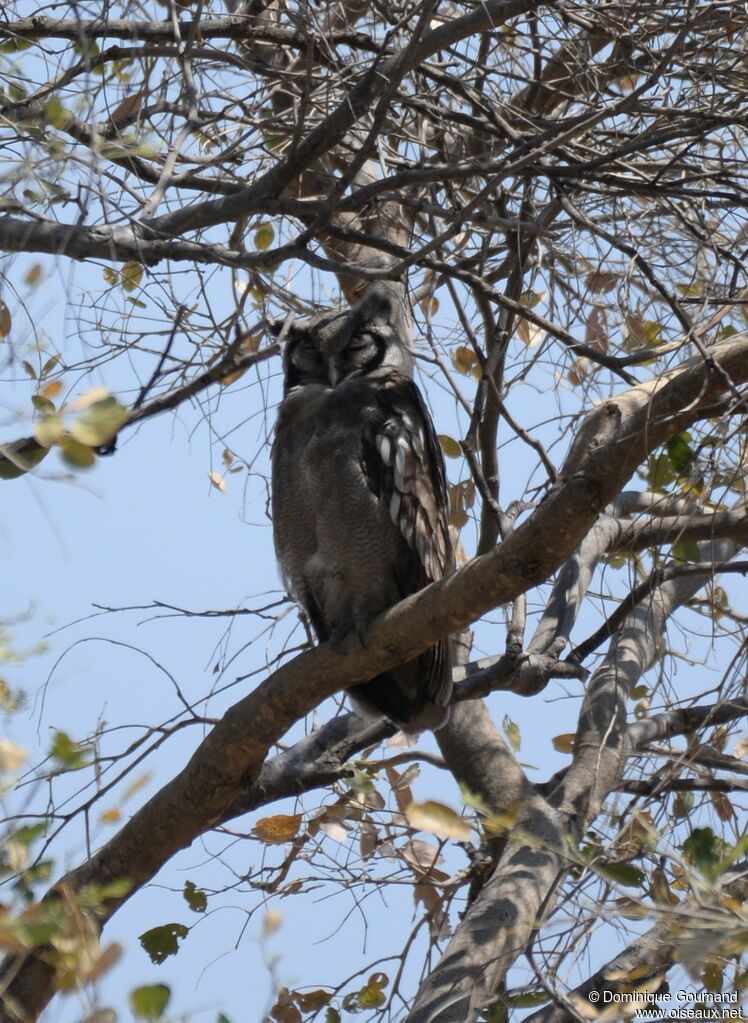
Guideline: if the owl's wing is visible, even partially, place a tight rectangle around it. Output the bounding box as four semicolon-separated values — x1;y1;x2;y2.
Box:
361;376;453;587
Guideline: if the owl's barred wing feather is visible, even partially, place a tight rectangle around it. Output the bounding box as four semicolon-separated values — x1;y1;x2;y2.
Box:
360;376;453;588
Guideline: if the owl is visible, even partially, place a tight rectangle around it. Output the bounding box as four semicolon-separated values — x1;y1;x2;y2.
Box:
271;286;454;731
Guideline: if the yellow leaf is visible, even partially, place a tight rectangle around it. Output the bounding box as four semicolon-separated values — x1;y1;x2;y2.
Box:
120;262;143;293
517;317;543;347
100;808;121;825
220;366;247;387
406;800;470;840
586;270;618;294
123;772;152;801
0;301;11;339
33;413;64;448
208;471;227;493
59;437;96;469
269;989;301;1023
419;296;439;317
70;396;127;447
451;345;479;375
67;387;110;412
41;354;60;378
0;738;27;773
702;960;723;992
568;357;590;386
438;434;461;458
41;380;63;399
295;990;331;1012
254;224;275;250
710;790;734;821
320;820;348;843
261;909;283;938
400;838;445;875
25;264;42;287
239;332;261;353
253;813;302;844
358;973;389;1009
108;90;144;127
552;733;575;753
651;865;678;906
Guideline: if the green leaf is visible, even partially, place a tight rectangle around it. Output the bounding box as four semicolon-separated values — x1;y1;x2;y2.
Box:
647;451;676;491
597;861;646;888
11;823;46;845
49;730;93;771
667;432;693;472
139;923;189;964
73;38;100;59
77;877;133;913
405;800;470;840
16;858;53;888
183;880;207;913
673;540;700;564
70;396;127;447
505;989;551;1009
41;354;61;378
602;552;630;569
129;984;171;1020
683;827;721;877
348;769;374;794
0;37;34;53
44;97;70;129
503;716;521;752
217;1015;232;1023
0;439;48;479
254;224;275;251
438;434;461;458
59;437;96;469
102;267;119;286
325;1009;341;1023
120;262;143;293
31;394;55;414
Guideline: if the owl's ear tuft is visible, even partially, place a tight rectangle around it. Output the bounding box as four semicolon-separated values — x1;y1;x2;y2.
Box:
266;316;286;338
267;316;306;344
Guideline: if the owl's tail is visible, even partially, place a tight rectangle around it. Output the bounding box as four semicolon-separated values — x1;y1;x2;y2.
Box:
351;641;452;732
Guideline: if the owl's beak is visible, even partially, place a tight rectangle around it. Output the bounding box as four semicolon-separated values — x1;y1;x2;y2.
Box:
327;358;340;386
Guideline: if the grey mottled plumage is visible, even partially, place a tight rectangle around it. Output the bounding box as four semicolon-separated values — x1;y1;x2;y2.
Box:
271;286;453;731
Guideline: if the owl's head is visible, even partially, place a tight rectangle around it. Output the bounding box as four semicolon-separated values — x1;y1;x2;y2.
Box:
272;286;414;394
